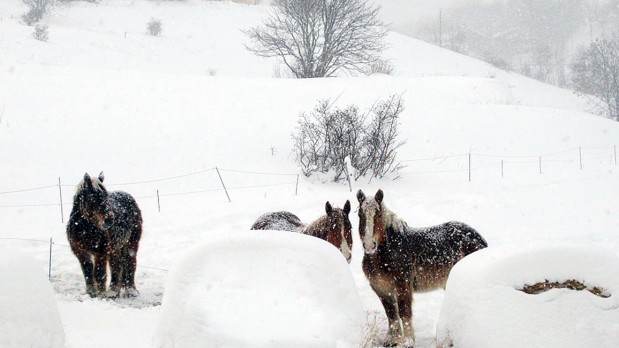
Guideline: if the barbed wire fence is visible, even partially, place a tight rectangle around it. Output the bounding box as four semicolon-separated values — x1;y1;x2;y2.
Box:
397;145;617;182
0;166;300;277
0;236;169;278
0;166;301;222
1;146;617;278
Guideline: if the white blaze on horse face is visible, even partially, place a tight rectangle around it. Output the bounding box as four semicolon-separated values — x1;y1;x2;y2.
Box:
339;223;352;263
362;202;378;254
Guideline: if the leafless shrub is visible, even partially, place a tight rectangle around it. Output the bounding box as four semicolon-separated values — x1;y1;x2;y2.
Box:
33;24;48;41
22;0;54;26
360;311;386;348
368;60;395;75
147;17;163;36
292;95;406;182
362;95;407;179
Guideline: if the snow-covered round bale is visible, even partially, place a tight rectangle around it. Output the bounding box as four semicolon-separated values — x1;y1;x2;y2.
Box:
0;250;65;348
155;230;364;348
436;245;619;348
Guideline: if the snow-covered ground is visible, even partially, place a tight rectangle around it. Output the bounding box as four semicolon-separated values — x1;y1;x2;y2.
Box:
436;245;619;348
1;1;618;347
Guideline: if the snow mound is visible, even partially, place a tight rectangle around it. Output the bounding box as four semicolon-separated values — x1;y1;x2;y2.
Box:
0;249;65;348
436;245;619;348
155;230;364;348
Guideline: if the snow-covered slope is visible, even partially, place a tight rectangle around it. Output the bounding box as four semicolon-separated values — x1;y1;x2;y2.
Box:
1;1;618;347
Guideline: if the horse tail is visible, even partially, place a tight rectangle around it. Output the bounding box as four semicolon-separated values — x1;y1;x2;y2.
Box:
447;221;488;255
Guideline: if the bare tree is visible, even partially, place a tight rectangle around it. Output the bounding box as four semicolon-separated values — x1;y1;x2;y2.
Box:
22;0;55;26
571;33;619;121
245;0;387;78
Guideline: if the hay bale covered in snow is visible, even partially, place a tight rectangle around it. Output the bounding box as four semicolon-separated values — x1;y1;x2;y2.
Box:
435;245;619;348
0;249;65;348
155;230;364;348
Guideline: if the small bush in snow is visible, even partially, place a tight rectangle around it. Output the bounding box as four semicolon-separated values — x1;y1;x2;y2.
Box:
33;24;48;41
22;0;54;26
292;95;406;182
367;60;395;75
147;17;162;36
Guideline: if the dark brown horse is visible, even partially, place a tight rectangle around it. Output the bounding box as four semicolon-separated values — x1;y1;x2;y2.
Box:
66;172;143;298
251;200;353;263
356;189;487;347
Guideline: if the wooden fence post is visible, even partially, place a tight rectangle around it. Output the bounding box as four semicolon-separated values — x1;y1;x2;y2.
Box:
58;177;64;223
157;189;161;212
501;160;504;179
215;167;231;203
539;156;542;174
48;237;53;279
468;152;471;182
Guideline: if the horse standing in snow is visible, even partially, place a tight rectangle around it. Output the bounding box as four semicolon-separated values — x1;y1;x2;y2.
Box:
66;172;143;298
356;189;487;347
251;200;353;263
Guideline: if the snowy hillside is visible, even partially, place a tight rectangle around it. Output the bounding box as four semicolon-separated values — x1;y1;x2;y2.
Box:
1;1;619;347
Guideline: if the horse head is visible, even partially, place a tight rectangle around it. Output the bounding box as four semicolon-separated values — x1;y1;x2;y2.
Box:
323;200;353;263
76;172;115;230
356;189;387;255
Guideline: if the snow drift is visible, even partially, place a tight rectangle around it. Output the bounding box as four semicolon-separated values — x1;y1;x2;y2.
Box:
155;230;364;348
0;249;65;348
435;245;619;348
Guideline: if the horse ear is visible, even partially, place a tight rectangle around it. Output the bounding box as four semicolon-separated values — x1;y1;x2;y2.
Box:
83;173;92;187
343;200;351;215
356;190;366;203
325;201;333;215
98;171;105;183
375;189;384;204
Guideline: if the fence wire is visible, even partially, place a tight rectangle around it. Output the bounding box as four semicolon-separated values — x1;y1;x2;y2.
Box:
0;146;617;209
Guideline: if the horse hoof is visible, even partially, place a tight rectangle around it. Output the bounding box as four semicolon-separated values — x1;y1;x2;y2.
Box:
382;337;414;347
381;341;399;347
124;288;139;298
400;337;415;348
106;290;120;299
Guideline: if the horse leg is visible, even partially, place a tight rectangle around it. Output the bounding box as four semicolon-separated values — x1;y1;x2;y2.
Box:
122;225;141;297
369;277;403;347
395;279;415;347
73;249;97;297
122;246;139;297
92;254;107;297
107;251;123;298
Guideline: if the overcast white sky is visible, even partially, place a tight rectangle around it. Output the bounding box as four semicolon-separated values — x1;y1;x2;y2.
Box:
375;0;493;30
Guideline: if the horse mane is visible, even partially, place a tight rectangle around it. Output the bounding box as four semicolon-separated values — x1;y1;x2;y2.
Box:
301;214;329;239
378;200;409;234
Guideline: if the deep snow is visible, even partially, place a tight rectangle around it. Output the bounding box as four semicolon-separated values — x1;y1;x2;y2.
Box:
0;250;65;348
436;245;619;348
1;0;619;347
156;231;364;348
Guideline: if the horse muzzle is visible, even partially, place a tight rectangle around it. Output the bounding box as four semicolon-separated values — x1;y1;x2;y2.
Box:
363;239;377;255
